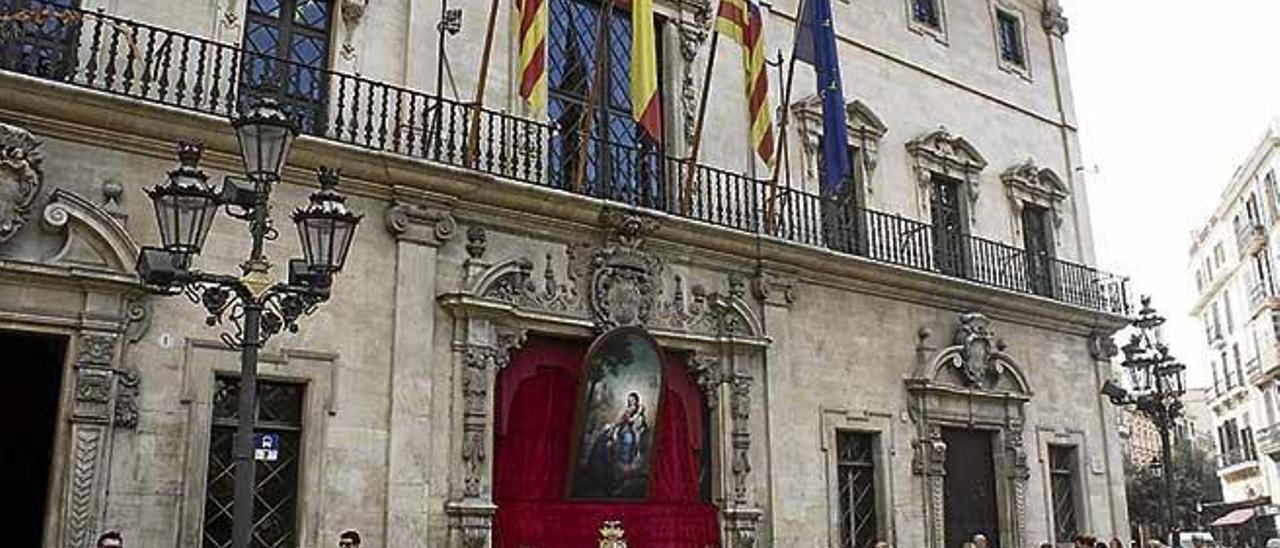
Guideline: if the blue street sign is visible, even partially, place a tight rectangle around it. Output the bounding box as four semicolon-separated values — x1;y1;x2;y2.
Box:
253;433;279;462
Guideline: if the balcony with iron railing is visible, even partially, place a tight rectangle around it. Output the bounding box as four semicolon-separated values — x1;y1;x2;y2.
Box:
1237;218;1267;256
0;6;1131;314
1256;425;1280;457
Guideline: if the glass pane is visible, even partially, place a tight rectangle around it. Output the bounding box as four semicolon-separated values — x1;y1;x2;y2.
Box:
249;0;282;17
293;0;329;29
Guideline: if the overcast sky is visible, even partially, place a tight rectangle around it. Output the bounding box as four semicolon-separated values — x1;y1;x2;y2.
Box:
1062;0;1280;388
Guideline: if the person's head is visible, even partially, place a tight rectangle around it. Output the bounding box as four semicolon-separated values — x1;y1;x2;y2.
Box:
339;530;361;547
973;534;989;548
628;392;639;406
1097;542;1110;548
1111;538;1125;548
97;530;123;548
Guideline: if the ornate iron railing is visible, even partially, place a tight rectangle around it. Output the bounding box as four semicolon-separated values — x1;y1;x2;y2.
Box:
0;5;1131;315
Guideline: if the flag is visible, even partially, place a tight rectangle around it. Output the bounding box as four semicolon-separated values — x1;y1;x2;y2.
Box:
717;0;775;165
793;0;849;195
516;0;548;111
630;0;662;143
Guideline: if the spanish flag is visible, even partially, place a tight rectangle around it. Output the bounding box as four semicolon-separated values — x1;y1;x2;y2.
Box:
716;0;774;165
630;0;661;143
516;0;548;112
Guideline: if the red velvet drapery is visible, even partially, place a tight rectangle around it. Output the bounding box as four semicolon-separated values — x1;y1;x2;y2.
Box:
493;337;721;548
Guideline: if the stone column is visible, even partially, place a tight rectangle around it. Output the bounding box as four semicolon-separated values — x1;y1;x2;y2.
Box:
61;332;135;548
748;270;796;547
384;198;456;548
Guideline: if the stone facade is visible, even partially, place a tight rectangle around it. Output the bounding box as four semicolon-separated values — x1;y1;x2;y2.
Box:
0;0;1133;547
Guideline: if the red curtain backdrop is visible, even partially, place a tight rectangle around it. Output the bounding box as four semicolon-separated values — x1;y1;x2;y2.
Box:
493;336;721;548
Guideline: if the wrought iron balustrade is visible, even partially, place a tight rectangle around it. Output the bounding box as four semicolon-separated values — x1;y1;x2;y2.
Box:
0;4;1130;315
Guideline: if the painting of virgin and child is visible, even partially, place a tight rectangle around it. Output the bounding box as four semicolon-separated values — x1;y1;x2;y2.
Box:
567;328;664;500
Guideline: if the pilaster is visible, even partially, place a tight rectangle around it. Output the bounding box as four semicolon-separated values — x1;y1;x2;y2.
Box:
383;196;456;548
752;269;796;547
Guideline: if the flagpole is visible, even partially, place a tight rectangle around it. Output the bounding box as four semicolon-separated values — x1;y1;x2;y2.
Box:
465;0;502;167
680;30;720;215
573;0;615;192
764;11;801;234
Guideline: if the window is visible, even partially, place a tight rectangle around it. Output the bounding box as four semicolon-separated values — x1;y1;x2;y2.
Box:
911;0;942;30
0;0;80;80
1214;242;1226;267
931;175;968;277
240;0;332;133
1224;289;1235;333
1022;204;1054;297
819;144;868;255
1233;344;1245;386
548;0;663;205
835;431;877;548
1196;269;1205;292
1049;446;1079;544
203;377;304;548
1221;350;1232;389
995;9;1025;69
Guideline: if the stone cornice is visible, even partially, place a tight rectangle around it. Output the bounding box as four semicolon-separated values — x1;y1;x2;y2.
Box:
1;73;1125;336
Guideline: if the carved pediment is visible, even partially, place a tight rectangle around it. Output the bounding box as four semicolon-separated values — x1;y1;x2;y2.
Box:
1002;158;1068;229
38;188;140;276
791;95;888;190
906;126;987;176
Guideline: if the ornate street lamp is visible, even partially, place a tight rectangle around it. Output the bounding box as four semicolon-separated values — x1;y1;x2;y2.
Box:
1102;296;1187;545
135;96;361;548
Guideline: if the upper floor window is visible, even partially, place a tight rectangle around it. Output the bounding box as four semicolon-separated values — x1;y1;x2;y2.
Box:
240;0;332;133
547;0;663;206
931;175;968;277
1021;204;1054;297
835;431;877;548
911;0;942;30
0;0;80;80
1214;242;1226;267
995;8;1026;71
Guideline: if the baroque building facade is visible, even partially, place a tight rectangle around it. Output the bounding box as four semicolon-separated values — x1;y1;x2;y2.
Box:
0;0;1132;547
1189;121;1280;537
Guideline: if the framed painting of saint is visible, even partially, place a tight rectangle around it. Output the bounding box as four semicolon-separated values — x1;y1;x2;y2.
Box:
567;327;664;500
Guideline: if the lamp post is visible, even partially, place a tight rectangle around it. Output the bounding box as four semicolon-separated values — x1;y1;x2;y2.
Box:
135;96;362;548
1102;296;1187;546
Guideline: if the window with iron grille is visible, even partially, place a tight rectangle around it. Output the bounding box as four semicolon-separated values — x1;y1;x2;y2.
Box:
995;10;1025;68
547;0;663;206
204;376;304;548
240;0;332;133
0;0;80;80
1049;446;1078;544
835;431;877;548
911;0;941;30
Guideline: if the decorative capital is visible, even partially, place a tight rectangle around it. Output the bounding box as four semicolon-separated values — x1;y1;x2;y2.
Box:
1042;3;1069;37
0;122;45;245
385;201;456;246
1090;329;1119;361
752;271;798;308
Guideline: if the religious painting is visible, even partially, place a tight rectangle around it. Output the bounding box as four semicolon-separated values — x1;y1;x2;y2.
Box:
568;327;664;500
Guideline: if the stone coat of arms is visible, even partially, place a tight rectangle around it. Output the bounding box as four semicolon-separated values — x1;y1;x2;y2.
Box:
0;123;44;244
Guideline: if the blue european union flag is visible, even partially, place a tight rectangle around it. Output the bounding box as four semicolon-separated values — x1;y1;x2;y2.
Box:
793;0;850;195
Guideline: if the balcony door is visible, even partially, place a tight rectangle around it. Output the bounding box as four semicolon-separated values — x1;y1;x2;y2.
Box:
239;0;332;134
930;175;968;277
1021;204;1054;297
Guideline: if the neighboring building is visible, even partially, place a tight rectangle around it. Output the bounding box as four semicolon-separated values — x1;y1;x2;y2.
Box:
1117;378;1214;466
1189;122;1280;540
0;1;1133;548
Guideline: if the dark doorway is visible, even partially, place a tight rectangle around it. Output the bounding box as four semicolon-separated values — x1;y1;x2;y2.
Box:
943;427;999;548
0;330;69;547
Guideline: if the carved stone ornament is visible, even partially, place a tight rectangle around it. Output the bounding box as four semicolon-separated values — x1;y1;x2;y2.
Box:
677;0;712;146
1001;158;1068;233
906;126;987;220
598;520;629;548
949;312;1005;390
1089;329;1119;361
0;122;44;244
338;0;368;61
591;209;663;331
791;95;888;190
113;371;140;429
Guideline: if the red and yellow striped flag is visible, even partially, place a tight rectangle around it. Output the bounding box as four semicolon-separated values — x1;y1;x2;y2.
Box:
630;0;662;143
516;0;547;112
716;0;775;165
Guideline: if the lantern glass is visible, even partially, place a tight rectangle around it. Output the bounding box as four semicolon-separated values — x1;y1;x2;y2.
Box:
146;142;220;255
233;96;296;182
292;167;362;274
